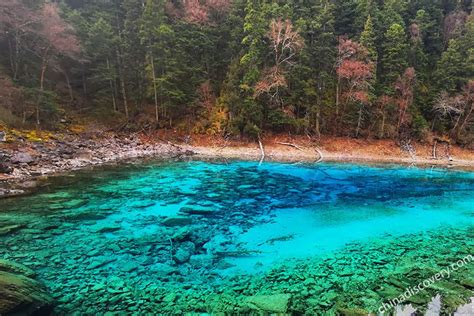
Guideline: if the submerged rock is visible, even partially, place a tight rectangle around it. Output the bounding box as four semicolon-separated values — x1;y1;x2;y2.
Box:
161;216;192;227
0;261;52;315
179;206;215;216
0;260;36;278
0;224;25;236
94;224;121;233
173;241;196;264
246;294;291;313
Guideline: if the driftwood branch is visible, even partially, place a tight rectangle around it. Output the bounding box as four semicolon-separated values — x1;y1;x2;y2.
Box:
258;136;265;162
276;141;304;151
156;136;182;150
314;146;323;163
432;140;438;160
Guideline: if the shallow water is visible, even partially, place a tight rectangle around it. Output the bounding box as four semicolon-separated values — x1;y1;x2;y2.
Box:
1;160;473;314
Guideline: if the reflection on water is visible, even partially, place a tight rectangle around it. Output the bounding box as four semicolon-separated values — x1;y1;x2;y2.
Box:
0;160;473;314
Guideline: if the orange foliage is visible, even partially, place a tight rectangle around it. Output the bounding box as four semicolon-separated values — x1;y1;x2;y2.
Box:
167;0;232;25
336;38;373;105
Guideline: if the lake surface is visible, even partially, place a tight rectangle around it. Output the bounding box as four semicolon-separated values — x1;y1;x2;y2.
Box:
1;160;473;314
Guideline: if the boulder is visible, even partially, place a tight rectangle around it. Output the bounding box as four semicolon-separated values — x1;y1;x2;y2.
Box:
246;294;291;313
0;162;13;174
0;152;13;174
11;152;34;164
0;261;53;315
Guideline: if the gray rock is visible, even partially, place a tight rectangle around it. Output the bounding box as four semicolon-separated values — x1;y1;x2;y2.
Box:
0;131;5;142
11;152;34;164
0;162;13;174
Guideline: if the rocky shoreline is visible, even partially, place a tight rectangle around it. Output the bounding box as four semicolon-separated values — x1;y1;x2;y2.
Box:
1;132;474;199
0;133;193;198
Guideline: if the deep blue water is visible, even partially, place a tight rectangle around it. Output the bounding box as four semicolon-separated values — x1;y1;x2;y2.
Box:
0;160;473;314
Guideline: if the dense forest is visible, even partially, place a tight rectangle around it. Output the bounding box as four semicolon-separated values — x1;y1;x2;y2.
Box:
0;0;472;144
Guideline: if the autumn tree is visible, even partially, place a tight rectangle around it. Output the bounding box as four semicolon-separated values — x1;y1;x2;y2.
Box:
255;19;304;106
34;2;80;125
166;0;232;25
0;0;35;80
336;37;374;136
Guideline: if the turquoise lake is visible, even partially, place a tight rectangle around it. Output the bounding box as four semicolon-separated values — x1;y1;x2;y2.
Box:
0;160;473;314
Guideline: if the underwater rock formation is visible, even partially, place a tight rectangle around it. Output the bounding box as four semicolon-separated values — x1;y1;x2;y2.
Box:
246;294;291;313
0;260;53;315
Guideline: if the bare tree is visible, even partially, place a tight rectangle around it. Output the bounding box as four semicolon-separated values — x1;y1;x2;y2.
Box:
0;0;36;80
434;80;473;140
33;2;80;125
255;18;304;105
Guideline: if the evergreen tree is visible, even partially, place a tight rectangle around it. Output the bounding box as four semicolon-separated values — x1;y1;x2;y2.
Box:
333;0;357;37
381;23;409;91
360;15;378;64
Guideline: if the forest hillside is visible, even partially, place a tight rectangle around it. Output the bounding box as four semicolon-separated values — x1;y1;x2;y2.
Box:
0;0;472;146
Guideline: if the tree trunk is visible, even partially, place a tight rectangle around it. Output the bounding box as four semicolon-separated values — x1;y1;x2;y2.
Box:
7;37;15;80
335;76;340;116
315;106;321;139
455;104;473;141
81;63;87;99
36;50;49;126
116;48;129;120
355;104;363;137
379;113;386;138
106;58;118;112
150;53;159;123
63;69;73;103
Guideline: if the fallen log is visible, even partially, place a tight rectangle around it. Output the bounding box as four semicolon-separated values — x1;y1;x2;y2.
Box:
276;142;304;151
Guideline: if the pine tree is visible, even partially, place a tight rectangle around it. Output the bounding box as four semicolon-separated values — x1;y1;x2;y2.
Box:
360;15;377;64
381;23;409;91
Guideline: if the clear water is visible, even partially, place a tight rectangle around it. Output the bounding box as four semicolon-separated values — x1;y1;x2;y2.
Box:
1;160;473;314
